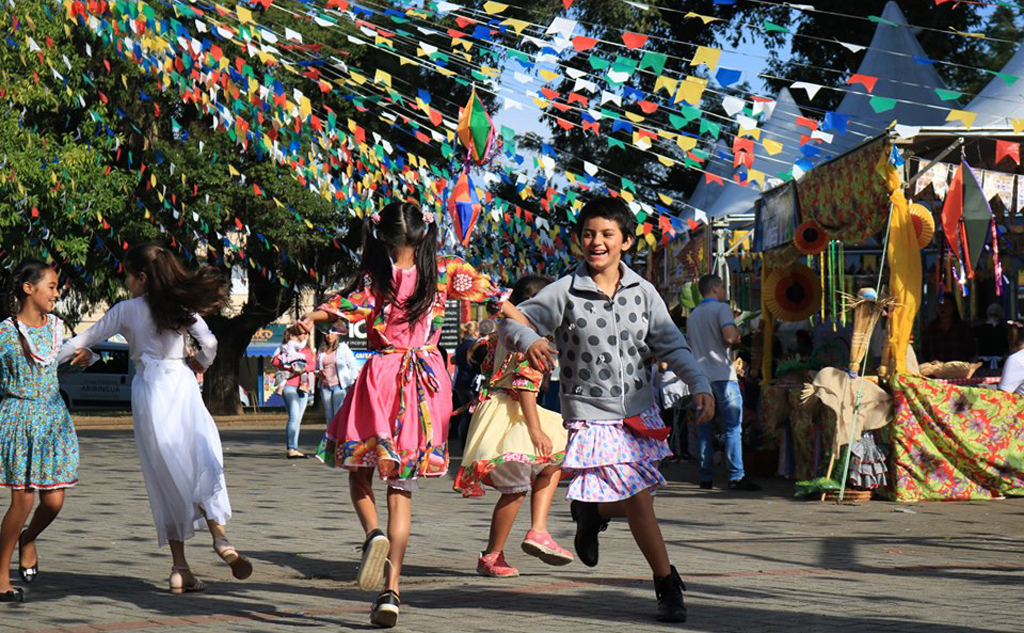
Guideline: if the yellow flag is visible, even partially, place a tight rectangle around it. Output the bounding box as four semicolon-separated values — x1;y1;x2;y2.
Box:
675;136;697;152
483;1;508;14
675;76;707;105
533;97;550;110
747;169;766;187
374;69;392;87
228;164;240;177
236;5;253;24
657;155;675;167
501;18;529;34
1011;118;1024;134
625;111;645;123
654;75;677;95
539;68;561;82
738;125;762;140
685;12;719;24
763;139;783;155
620;189;635;203
690;47;721;70
658;193;674;205
299;95;312;120
945;109;976;130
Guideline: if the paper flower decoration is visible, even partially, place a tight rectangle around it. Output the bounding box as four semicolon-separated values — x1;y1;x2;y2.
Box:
765;263;822;322
793;219;828;255
908;204;934;249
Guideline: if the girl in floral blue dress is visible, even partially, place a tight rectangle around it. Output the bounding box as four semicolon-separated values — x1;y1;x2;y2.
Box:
0;261;89;603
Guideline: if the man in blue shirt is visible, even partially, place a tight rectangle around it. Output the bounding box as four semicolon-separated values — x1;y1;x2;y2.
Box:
687;275;760;491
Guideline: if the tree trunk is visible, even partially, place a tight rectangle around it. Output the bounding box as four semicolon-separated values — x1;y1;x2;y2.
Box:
202;314;262;415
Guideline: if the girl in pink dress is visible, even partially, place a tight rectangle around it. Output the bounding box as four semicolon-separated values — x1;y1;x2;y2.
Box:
298;202;527;628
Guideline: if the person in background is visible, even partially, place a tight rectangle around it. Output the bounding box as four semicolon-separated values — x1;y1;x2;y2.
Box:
921;293;976;363
998;321;1024;396
317;328;359;425
688;274;760;492
651;362;689;463
974;304;1007;372
451;321;480;444
273;325;316;459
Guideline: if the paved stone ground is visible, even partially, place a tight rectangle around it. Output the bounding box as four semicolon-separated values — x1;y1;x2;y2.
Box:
3;425;1022;632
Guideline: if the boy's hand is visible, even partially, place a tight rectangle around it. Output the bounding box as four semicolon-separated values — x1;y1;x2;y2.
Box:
693;393;716;425
525;339;556;373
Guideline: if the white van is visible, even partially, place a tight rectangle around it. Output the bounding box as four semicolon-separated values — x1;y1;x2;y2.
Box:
58;343;134;410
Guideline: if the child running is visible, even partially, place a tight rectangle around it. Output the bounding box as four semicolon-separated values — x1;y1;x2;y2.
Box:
454;275;573;577
0;261;89;603
59;243;253;594
503;196;716;624
298;201;529;628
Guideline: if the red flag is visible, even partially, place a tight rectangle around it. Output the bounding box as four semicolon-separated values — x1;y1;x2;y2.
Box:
941;162;964;254
846;74;878;93
572;36;597;52
995;140;1021;166
621;31;648;50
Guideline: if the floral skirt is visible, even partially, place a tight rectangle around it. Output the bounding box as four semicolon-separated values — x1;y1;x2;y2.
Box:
0;395;78;490
454;392;567;497
562;406;672;502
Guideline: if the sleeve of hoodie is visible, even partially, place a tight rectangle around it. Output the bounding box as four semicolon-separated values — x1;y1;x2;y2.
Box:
501;276;570;353
644;285;712;396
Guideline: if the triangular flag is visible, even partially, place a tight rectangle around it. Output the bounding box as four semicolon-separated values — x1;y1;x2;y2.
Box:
995;140;1020;166
945;109;977;130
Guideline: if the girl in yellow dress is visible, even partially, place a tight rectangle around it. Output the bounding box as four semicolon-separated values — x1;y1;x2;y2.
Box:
454;276;572;577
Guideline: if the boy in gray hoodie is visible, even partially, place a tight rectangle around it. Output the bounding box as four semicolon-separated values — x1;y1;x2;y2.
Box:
502;196;714;624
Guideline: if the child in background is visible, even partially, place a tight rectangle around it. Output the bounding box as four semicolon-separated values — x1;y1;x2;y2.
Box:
0;261;91;603
455;275;572;577
274;336;312;397
298;201;531;628
503;196;715;624
60;243;252;594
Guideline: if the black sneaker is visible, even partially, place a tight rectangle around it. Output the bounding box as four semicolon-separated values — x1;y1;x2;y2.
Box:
370;590;400;628
699;480;713;490
356;529;390;591
728;477;761;491
570;500;609;567
654;565;687;623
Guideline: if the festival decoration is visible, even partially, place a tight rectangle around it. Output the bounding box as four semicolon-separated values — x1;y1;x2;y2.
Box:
941;160;993;277
456;87;497;166
449;172;484;246
764;263;822;322
907;203;935;249
793;219;828;255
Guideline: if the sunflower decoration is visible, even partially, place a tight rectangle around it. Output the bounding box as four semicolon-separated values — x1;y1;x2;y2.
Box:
764;263;822;322
908;204;935;249
793;219;829;255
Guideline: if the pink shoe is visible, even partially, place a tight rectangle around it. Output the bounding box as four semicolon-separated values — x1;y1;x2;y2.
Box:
477;551;519;578
521;530;574;566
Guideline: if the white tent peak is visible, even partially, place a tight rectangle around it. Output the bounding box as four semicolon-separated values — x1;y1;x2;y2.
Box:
832;1;951;151
956;45;1024;128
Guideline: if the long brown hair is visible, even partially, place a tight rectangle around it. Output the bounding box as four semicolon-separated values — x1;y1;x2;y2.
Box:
347;201;438;325
124;243;228;332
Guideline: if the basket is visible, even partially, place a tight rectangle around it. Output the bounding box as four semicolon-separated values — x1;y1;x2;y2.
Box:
823;489;872;505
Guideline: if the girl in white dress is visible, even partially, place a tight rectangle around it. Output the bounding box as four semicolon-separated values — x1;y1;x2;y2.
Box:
59;244;252;593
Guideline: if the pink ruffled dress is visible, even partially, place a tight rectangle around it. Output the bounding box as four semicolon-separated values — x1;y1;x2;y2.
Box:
316;256;505;482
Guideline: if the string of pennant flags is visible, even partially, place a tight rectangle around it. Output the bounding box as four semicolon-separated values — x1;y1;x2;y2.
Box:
8;0;1024;289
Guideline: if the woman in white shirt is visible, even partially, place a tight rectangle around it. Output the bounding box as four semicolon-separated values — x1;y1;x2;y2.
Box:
998;321;1024;396
317;330;360;423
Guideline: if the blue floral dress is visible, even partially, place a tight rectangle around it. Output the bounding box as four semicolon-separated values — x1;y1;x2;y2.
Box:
0;316;79;490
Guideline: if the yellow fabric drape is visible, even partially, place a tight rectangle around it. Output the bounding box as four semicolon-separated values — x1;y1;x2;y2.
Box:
884;168;922;375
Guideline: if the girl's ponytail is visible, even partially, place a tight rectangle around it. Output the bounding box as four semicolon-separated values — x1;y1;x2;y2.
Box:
124;243;228;332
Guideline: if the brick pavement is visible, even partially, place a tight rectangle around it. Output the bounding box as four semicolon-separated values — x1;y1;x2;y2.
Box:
2;426;1022;633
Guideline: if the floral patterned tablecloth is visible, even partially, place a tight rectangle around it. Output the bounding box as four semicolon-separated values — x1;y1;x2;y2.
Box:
886;374;1024;501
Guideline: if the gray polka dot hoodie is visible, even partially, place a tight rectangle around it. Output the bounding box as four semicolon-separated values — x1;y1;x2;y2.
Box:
502;263;712;421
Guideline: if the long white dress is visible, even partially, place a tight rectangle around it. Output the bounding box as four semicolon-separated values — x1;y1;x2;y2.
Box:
59;297;231;546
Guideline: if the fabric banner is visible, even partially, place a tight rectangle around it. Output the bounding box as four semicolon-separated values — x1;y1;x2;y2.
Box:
764;137;891;270
886;374;1024;502
679;223;711;282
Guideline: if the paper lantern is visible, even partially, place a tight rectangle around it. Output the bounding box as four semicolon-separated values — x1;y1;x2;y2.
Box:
908;204;934;249
765;264;822;322
456;87;495;165
449;172;483;246
793;219;828;255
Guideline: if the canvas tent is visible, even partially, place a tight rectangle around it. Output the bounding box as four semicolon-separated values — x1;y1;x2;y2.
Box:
952;45;1024;128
